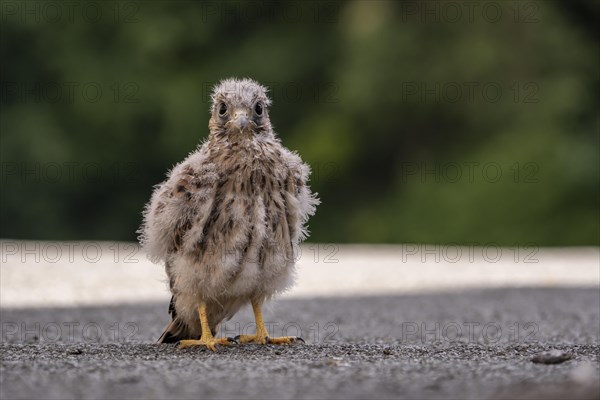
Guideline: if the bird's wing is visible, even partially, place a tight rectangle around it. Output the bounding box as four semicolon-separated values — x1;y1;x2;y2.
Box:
283;151;320;244
138;145;219;265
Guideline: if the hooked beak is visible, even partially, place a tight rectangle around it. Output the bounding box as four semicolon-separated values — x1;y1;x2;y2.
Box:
232;109;249;132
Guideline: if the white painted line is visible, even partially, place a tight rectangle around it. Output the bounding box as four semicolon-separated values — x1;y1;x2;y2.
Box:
1;241;598;308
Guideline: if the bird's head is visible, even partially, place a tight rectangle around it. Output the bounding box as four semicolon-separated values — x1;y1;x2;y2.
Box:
208;78;272;139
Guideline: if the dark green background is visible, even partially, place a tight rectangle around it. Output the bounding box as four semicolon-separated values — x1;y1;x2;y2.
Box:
1;1;598;245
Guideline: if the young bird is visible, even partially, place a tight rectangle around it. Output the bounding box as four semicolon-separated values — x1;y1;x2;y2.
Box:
139;78;319;351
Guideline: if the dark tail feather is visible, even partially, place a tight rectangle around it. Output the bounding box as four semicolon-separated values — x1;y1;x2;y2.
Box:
157;318;188;343
157;295;190;343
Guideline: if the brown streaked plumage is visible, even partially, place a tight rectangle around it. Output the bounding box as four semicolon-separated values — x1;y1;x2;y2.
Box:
138;78;319;350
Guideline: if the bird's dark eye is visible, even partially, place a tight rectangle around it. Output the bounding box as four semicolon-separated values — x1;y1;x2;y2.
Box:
254;102;263;116
218;102;227;116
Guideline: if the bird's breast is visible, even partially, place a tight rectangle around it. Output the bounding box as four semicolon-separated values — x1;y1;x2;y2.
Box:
199;148;292;259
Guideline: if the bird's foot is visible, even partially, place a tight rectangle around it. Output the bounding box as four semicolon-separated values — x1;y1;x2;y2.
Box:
235;334;268;345
179;337;236;352
267;336;305;345
235;334;305;345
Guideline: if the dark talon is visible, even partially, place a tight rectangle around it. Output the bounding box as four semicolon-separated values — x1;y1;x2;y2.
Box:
265;336;270;344
227;337;238;344
234;335;241;341
295;337;305;344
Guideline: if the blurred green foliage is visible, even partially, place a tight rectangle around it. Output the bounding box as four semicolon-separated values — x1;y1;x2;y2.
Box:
1;1;598;245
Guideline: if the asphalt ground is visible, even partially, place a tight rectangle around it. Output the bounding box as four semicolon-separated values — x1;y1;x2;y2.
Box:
1;287;599;399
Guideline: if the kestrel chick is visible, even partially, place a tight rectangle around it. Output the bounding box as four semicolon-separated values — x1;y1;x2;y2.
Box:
139;78;319;351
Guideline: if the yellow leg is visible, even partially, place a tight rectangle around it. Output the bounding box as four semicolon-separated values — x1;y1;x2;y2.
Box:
236;300;305;345
179;302;235;351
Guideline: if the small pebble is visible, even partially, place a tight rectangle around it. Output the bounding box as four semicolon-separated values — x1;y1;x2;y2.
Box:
531;350;571;364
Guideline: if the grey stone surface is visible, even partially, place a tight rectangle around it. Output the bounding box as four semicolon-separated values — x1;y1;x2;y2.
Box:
1;288;599;399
